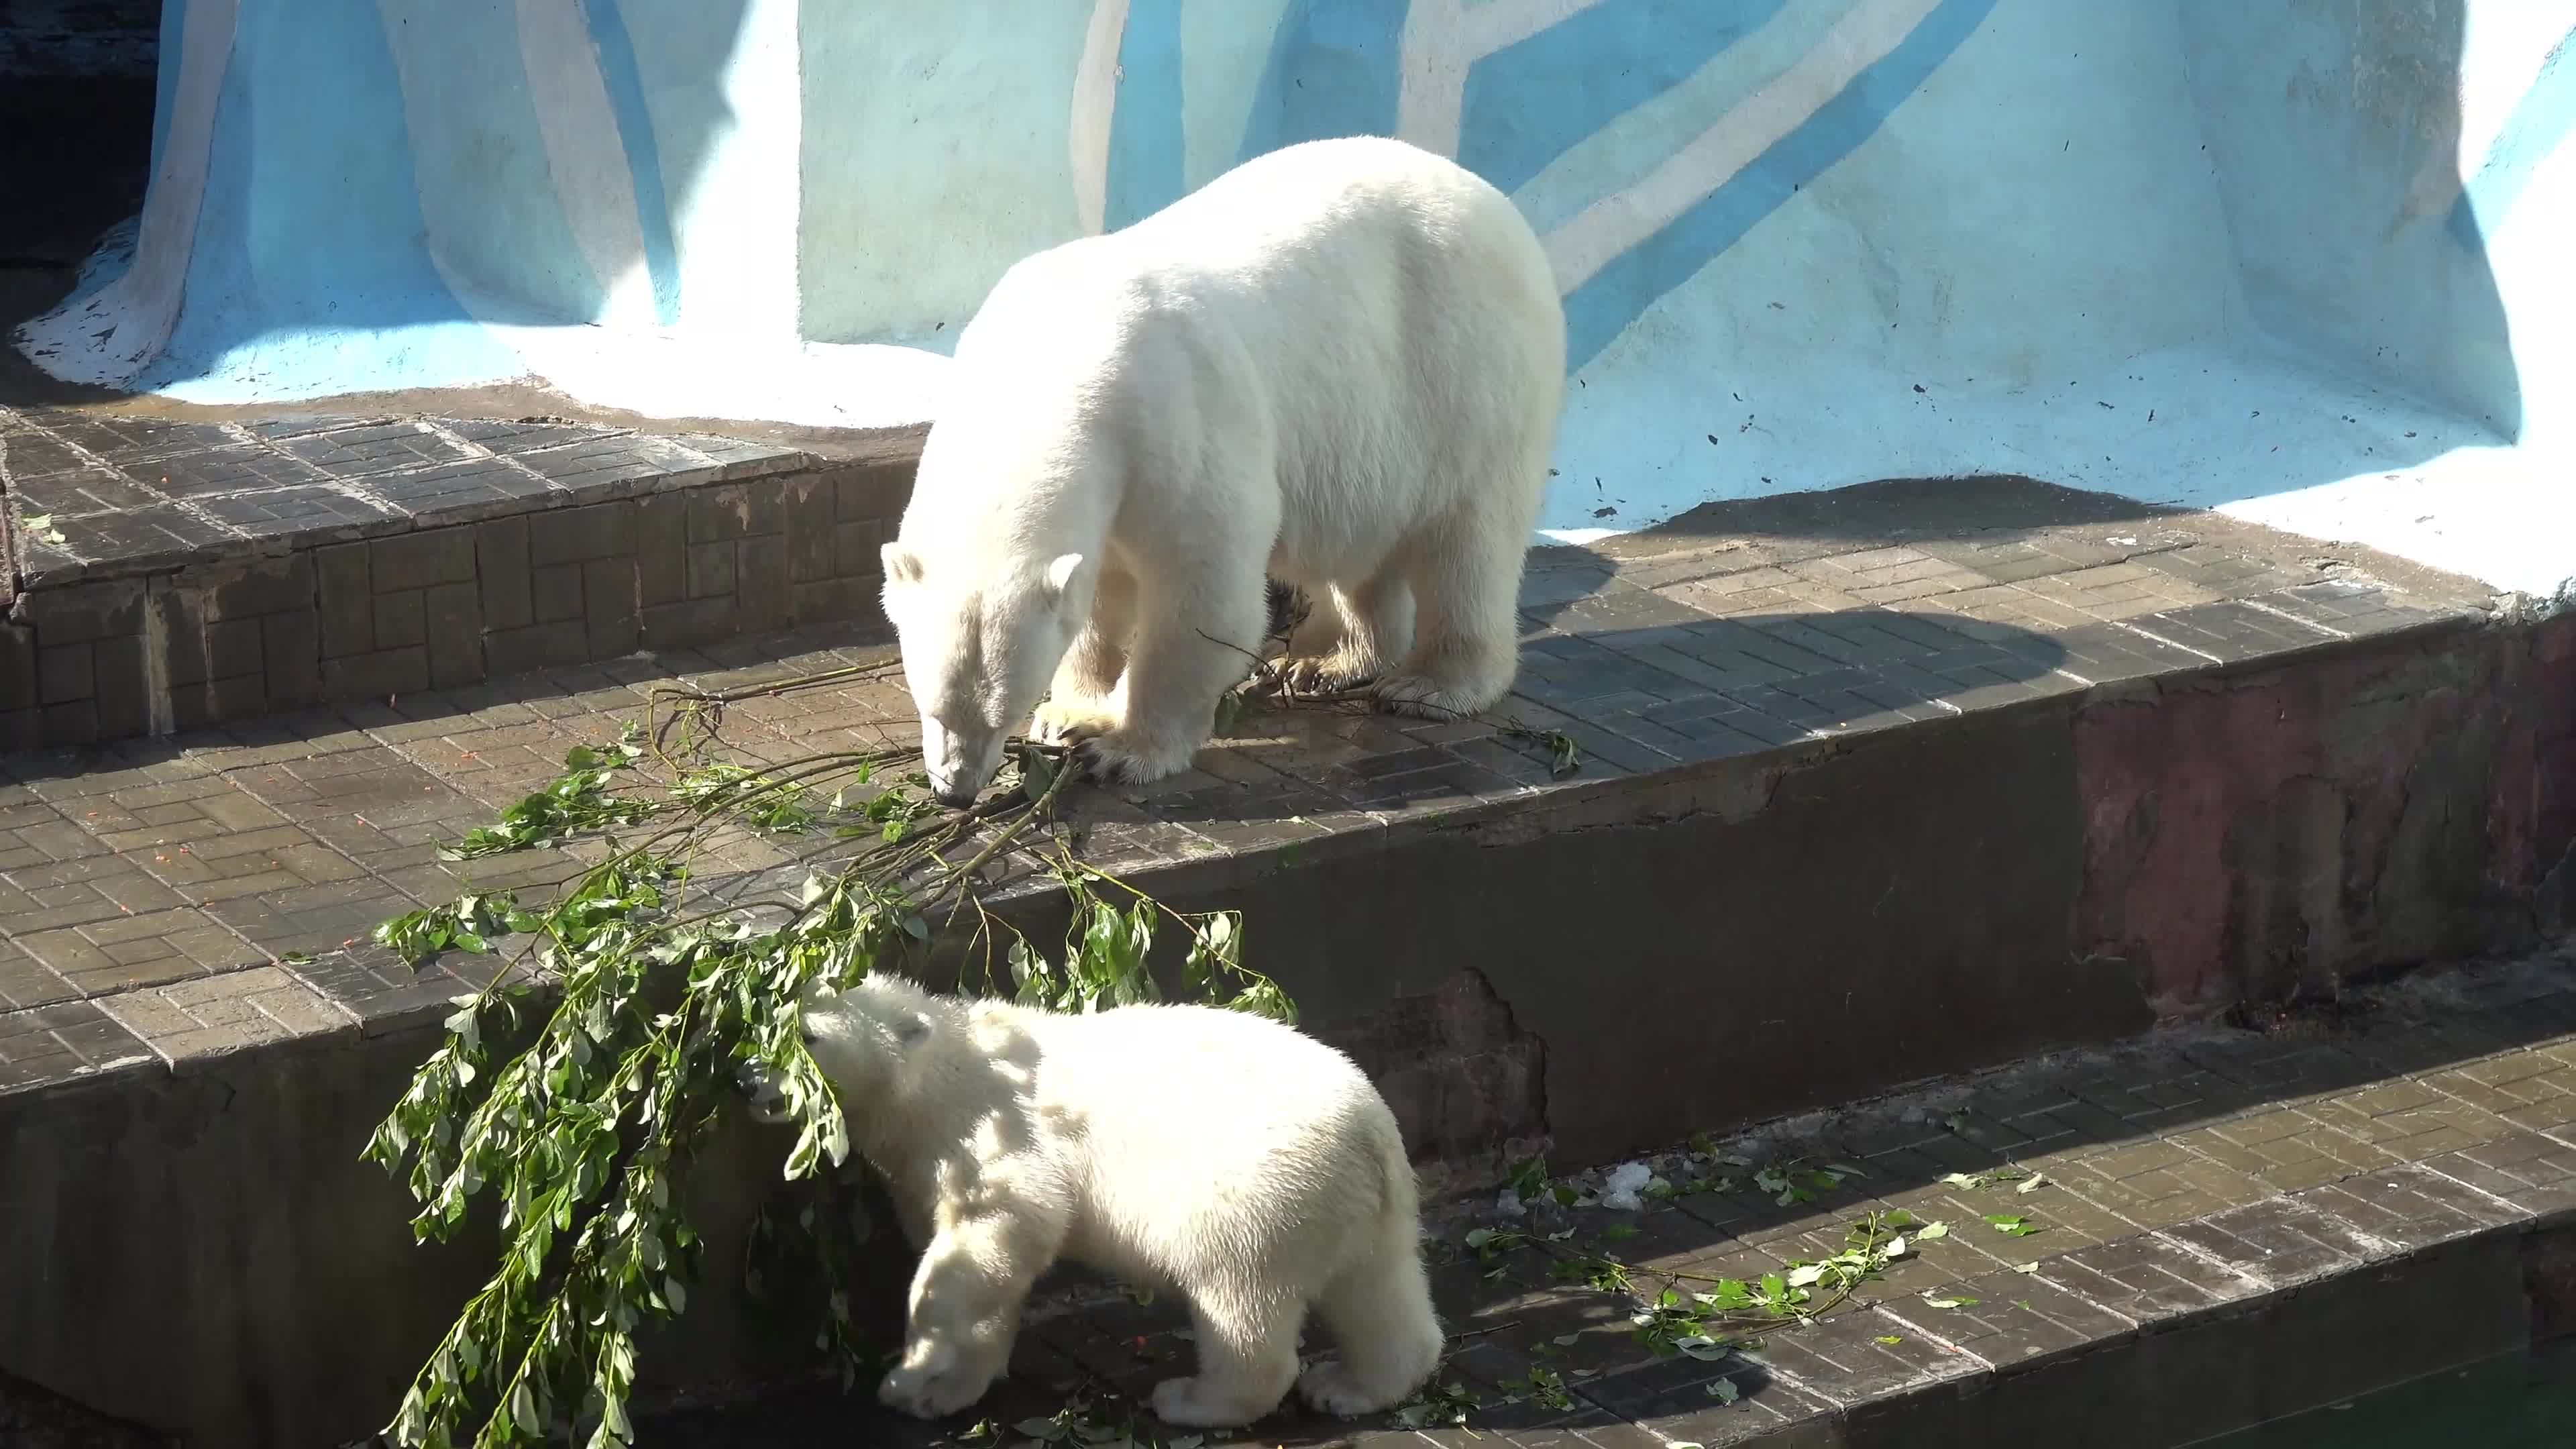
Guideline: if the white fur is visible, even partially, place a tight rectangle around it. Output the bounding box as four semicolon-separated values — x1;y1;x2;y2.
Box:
881;135;1566;803
777;974;1443;1428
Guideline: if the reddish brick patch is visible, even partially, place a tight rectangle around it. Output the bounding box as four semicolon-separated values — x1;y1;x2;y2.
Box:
2074;628;2561;1016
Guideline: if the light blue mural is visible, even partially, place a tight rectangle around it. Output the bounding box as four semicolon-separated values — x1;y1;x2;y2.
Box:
13;1;2574;595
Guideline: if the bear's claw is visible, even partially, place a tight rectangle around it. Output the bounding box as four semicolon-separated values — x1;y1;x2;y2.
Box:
1067;733;1191;786
1032;698;1118;746
1268;654;1379;698
1366;674;1483;722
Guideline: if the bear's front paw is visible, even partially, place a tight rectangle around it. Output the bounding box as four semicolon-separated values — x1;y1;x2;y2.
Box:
1032;698;1118;746
1268;653;1379;698
877;1350;994;1421
1068;731;1196;787
1367;674;1485;722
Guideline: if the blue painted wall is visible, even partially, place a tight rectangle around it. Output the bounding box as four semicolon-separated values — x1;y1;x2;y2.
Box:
16;1;2573;590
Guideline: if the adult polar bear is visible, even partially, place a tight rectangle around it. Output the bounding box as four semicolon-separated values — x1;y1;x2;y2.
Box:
762;974;1444;1428
881;136;1565;805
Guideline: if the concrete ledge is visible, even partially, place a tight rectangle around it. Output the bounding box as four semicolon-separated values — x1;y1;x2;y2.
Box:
625;957;2576;1449
2;475;2570;1446
1;405;925;747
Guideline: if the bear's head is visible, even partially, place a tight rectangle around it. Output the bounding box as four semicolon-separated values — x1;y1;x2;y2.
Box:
790;973;941;1104
879;543;1091;806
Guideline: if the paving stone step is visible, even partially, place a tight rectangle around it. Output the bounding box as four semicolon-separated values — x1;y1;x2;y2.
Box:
1;405;924;748
2;467;2570;1448
648;953;2576;1448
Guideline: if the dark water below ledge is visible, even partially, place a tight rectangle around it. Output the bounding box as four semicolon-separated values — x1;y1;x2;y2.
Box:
2200;1348;2576;1446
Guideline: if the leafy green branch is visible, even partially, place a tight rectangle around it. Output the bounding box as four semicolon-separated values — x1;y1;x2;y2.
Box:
362;711;1293;1449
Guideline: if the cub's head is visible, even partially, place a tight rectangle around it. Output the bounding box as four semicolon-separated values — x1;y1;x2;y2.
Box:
879;542;1091;806
802;973;939;1093
737;975;941;1124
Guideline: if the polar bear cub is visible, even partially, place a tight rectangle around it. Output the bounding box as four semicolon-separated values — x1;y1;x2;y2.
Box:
757;973;1444;1428
880;135;1565;806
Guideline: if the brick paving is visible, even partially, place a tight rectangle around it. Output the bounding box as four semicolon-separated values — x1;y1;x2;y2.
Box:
1;403;916;747
3;462;2559;1446
630;951;2576;1448
0;474;2506;1083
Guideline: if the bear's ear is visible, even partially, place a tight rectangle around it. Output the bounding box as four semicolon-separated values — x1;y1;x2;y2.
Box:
881;543;925;587
1042;552;1084;600
889;1011;934;1051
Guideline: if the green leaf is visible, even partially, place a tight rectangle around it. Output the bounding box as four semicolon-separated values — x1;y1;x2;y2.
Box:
1920;1291;1979;1309
1706;1377;1739;1405
1022;749;1059;802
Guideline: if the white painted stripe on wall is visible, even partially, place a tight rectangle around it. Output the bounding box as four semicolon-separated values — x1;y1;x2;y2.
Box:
515;0;659;325
1543;0;1942;293
1399;0;1607;158
13;0;239;384
429;242;951;430
1507;0;1829;236
661;0;802;337
1072;0;1132;235
1459;0;1608;58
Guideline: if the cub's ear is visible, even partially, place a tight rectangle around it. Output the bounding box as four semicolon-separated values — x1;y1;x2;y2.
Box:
1042;552;1084;600
889;1011;934;1051
881;543;925;586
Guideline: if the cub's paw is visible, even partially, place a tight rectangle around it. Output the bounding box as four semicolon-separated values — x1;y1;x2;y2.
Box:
1031;697;1118;746
877;1350;992;1421
1069;730;1196;788
1148;1375;1272;1429
1297;1360;1397;1419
